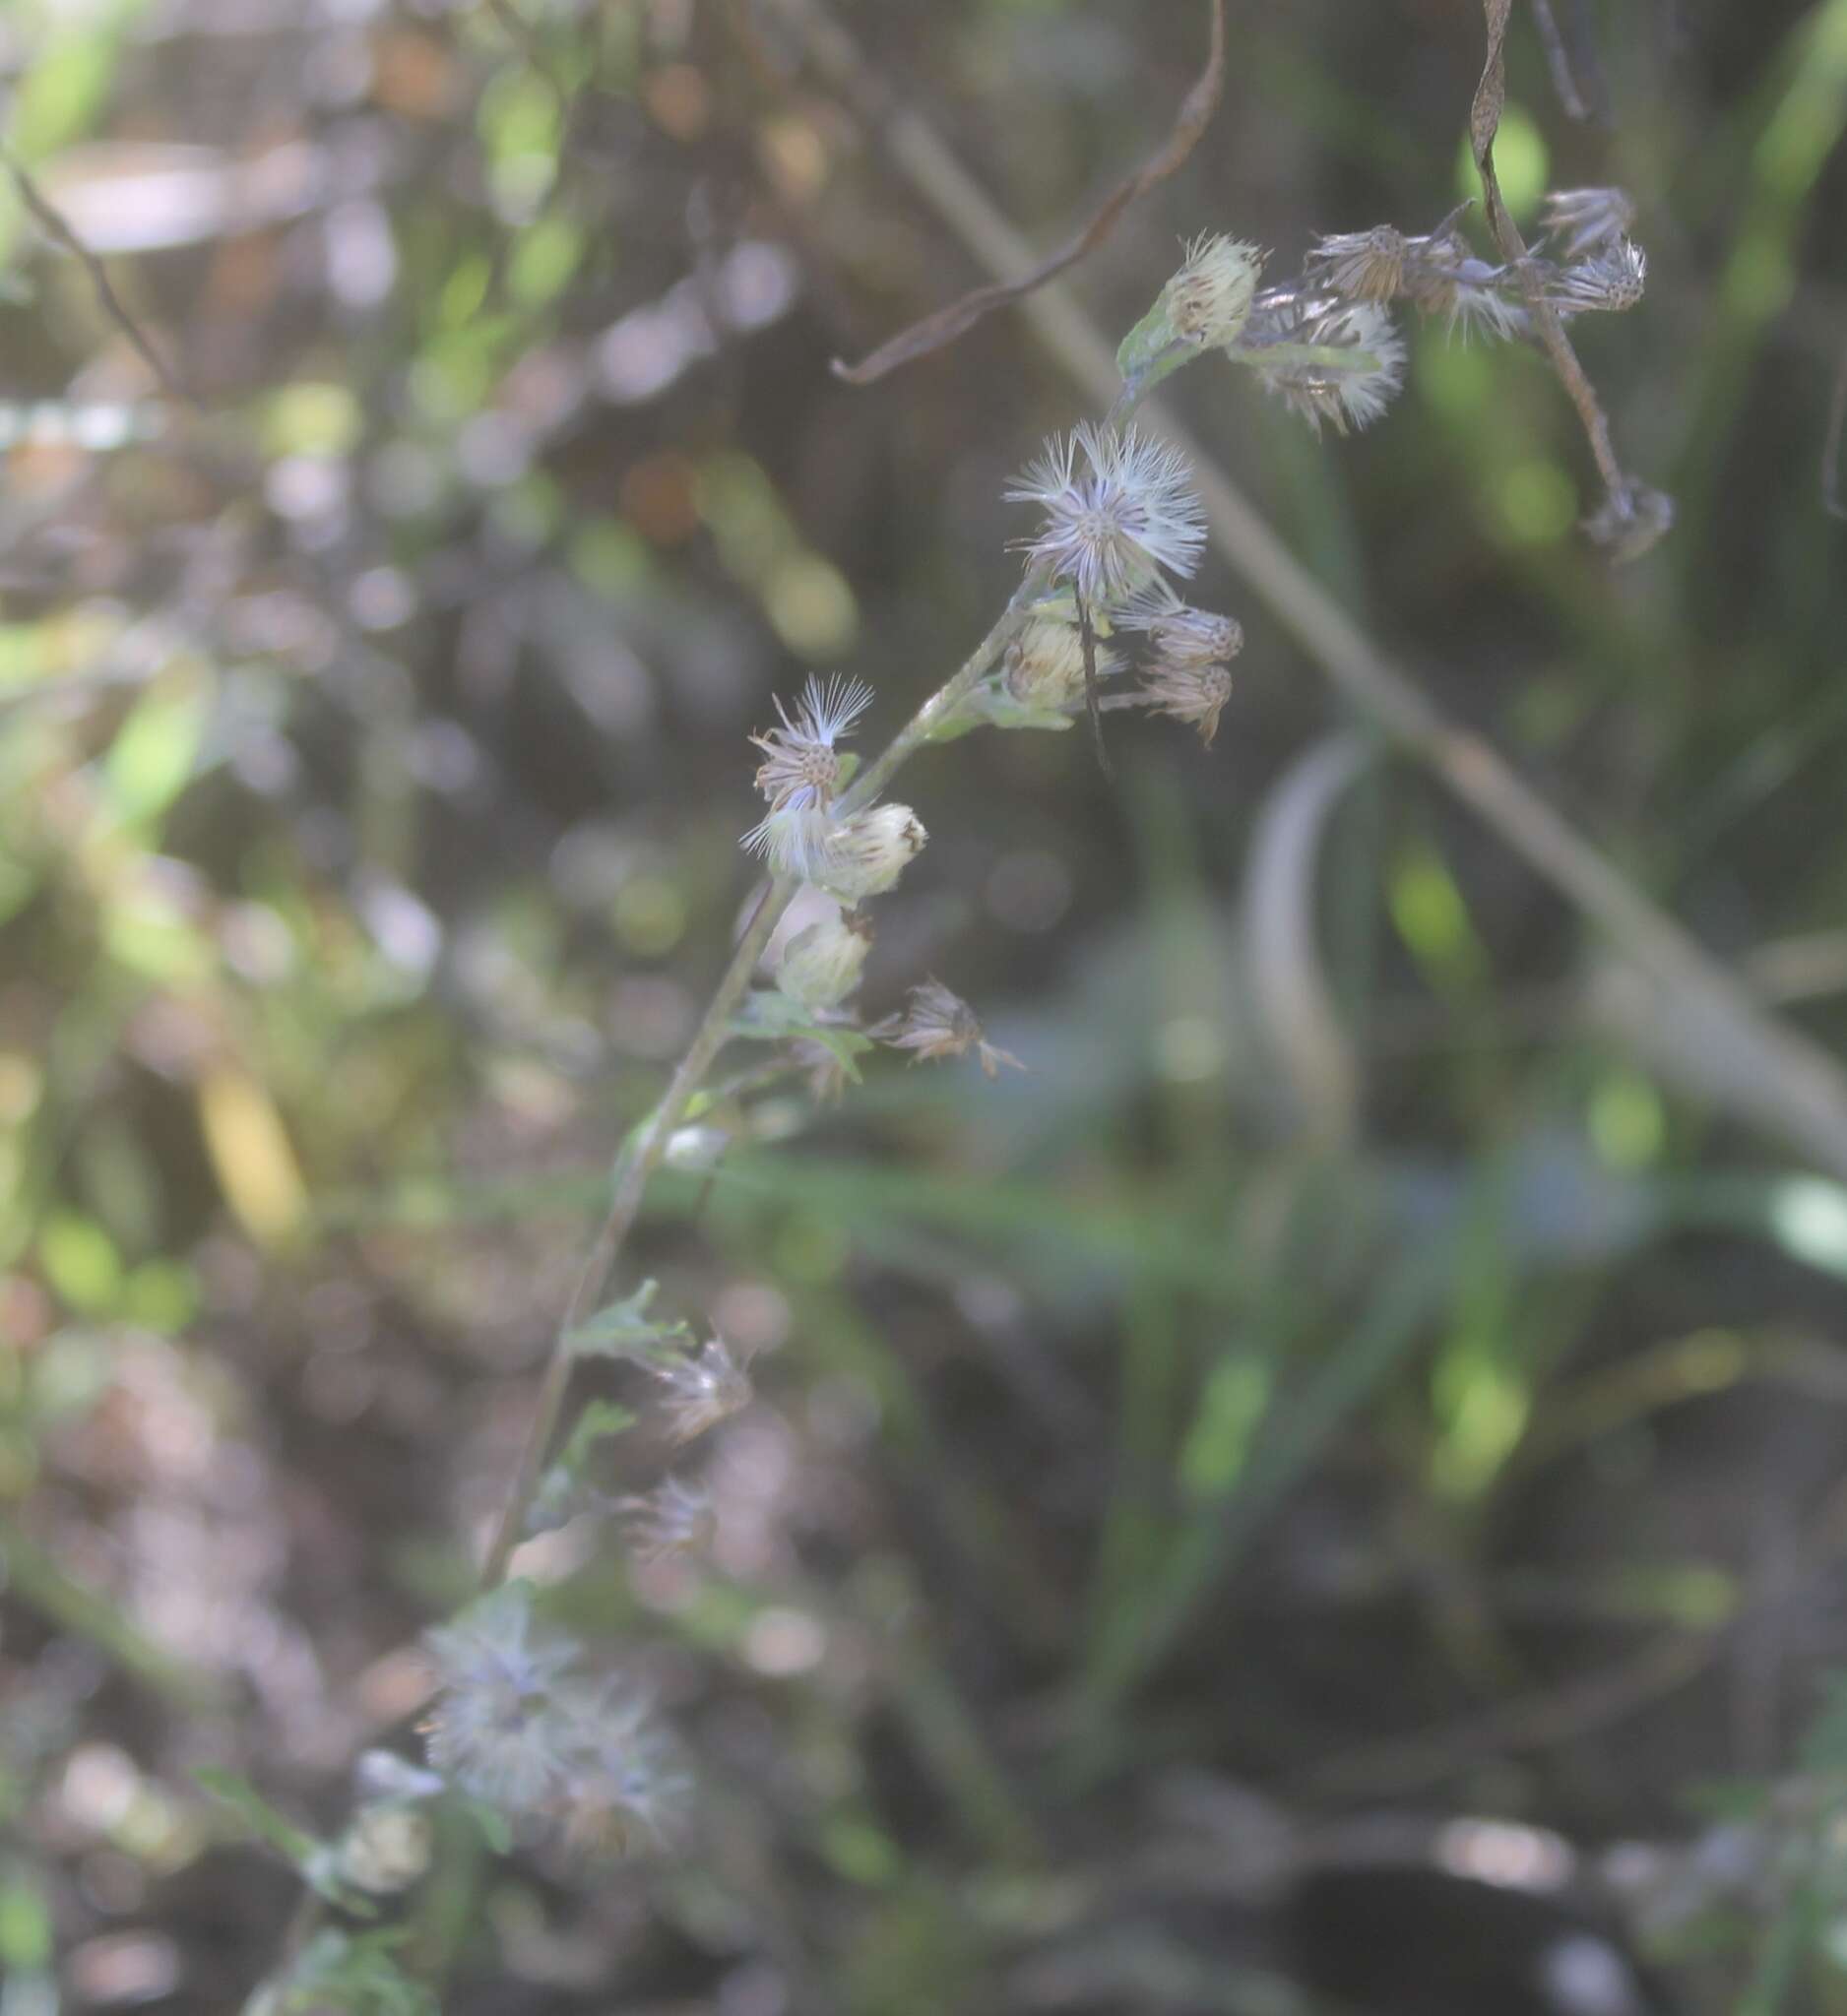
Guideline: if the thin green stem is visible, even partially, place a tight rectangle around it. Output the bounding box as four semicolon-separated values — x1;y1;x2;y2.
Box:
838;568;1050;812
479;877;793;1584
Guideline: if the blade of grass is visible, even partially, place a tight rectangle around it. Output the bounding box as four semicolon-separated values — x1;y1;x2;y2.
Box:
1079;1240;1451;1719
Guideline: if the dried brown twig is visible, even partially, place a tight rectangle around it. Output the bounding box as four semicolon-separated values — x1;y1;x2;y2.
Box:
1470;0;1667;558
0;140;187;404
1530;0;1610;124
829;0;1225;385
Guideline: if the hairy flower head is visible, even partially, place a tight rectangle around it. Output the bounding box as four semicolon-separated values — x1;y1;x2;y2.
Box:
1249;297;1406;436
742;802;837;883
423;1584;582;1817
871;979;1024;1080
1120;585;1243;667
1007;422;1206;610
1438;259;1528;343
1547;239;1646;315
1004;616;1121;712
1138;657;1235;748
1542;186;1636;261
1303;223;1410;304
774;906;872;1012
814;802;927;905
642;1334;753;1443
749;674;873;813
1159;233;1263;346
743;800;925;904
422;1584;689;1854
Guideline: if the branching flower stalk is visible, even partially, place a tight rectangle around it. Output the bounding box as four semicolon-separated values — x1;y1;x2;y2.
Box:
245;193;1663;2004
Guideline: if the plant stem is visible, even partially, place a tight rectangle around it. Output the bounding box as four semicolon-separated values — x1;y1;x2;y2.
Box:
255;382;1051;2012
838;569;1049;812
479;877;792;1584
480;577;1047;1584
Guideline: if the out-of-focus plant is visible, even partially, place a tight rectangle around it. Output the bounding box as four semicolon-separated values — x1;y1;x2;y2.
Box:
232;185;1661;2004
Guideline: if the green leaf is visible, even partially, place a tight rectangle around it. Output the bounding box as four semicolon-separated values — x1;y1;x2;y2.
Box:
265;1928;438;2016
557;1398;637;1472
732;993;874;1081
565;1279;689;1357
1115;305;1196;403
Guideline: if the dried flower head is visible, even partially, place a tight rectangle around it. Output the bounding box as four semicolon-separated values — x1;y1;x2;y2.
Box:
1159;233;1263;346
749;674;873;813
814;802;927;906
644;1334;753;1443
774;906;872;1012
1139;657;1235;748
1007;422;1207;610
1004;616;1121;712
1249;296;1406;435
1120;585;1243;667
870;979;1024;1080
618;1474;716;1564
1542;186;1637;261
1303;223;1410;304
1547;239;1647;315
1300;211;1531;347
1584;478;1675;562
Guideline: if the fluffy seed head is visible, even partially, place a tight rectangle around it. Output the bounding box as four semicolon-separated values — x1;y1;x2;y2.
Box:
1542;186;1637;261
1440;260;1529;343
1252;299;1406;436
774;907;872;1013
815;802;927;905
1007;422;1207;610
750;674;873;812
871;979;1024;1080
1139;658;1235;747
1160;233;1263;346
741;803;837;883
1548;239;1646;314
423;1585;581;1817
423;1585;682;1851
644;1335;753;1443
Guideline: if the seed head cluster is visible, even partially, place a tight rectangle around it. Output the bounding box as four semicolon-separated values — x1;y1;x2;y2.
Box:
422;1583;686;1849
